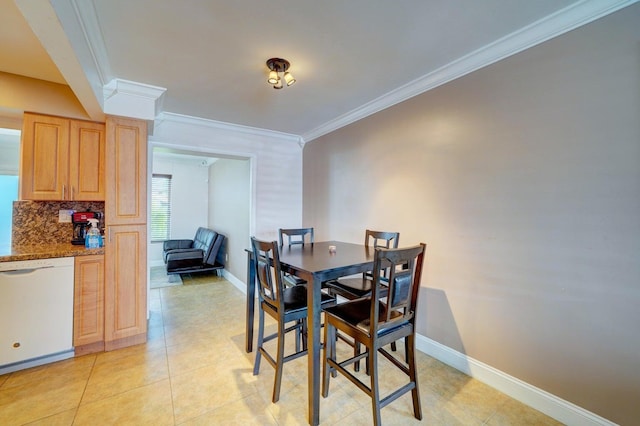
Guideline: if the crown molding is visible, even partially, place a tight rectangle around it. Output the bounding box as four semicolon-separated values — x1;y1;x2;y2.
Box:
302;0;638;142
47;0;111;86
154;112;303;145
66;0;112;86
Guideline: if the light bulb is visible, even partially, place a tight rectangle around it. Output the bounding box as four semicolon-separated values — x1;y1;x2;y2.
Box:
268;70;279;85
284;72;296;86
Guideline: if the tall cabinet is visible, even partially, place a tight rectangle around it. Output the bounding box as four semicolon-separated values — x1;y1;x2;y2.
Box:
104;115;148;351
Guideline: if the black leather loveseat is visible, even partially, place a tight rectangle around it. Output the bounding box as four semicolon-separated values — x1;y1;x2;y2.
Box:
163;227;225;275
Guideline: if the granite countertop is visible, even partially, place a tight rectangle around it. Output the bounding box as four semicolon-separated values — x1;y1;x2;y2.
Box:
0;243;104;262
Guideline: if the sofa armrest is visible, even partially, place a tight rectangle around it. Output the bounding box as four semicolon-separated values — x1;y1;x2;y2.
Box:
204;234;225;266
166;249;205;273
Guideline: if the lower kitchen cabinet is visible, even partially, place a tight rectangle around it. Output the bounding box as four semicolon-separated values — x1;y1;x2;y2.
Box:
104;224;147;351
73;255;105;355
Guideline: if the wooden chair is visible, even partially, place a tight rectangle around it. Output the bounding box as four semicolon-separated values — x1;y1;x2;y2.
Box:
325;230;401;370
251;236;335;403
322;243;426;426
325;229;399;300
278;227;314;247
278;227;314;286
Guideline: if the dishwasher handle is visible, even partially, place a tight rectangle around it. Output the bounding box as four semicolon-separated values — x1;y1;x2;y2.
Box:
0;266;55;274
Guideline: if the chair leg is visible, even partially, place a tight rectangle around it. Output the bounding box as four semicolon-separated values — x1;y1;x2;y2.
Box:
322;322;335;398
272;318;286;403
390;341;397;352
354;342;361;372
369;347;381;426
407;334;422;420
404;336;410;364
253;307;264;375
302;318;308;351
295;319;301;353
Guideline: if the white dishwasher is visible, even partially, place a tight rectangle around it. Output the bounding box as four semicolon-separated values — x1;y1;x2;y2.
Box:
0;256;75;374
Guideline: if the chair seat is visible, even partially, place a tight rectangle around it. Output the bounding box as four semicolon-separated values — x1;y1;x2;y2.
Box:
325;277;388;299
324;297;404;333
283;274;307;286
284;274;335;291
264;284;335;314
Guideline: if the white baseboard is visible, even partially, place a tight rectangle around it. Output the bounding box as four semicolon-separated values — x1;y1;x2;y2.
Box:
223;270;247;294
415;335;616;426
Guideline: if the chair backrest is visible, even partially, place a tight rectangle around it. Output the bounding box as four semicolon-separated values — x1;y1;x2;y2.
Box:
370;243;426;333
364;230;399;279
193;227;218;251
279;227;314;247
251;237;285;310
364;229;399;249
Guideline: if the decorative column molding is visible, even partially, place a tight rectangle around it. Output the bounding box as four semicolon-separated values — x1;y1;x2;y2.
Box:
103;79;167;121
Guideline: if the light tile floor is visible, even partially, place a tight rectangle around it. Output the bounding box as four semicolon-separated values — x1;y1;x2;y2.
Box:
0;273;562;425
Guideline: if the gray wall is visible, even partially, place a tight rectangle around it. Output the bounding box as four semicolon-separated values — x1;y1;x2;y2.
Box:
303;5;640;425
208;158;250;281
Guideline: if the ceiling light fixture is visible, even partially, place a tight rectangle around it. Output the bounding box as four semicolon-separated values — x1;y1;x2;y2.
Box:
266;58;296;89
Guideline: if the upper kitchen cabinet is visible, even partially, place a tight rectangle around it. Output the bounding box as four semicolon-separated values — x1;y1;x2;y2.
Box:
70;120;106;201
105;116;147;225
20;113;105;201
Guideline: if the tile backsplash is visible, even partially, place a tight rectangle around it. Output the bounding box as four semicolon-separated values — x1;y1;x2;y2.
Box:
12;200;105;247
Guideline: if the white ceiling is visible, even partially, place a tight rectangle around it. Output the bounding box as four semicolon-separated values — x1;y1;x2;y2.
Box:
1;0;636;140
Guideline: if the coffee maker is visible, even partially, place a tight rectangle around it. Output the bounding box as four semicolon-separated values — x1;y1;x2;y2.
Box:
71;212;98;245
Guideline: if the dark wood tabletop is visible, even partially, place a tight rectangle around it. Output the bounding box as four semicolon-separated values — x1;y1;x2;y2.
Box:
278;241;375;280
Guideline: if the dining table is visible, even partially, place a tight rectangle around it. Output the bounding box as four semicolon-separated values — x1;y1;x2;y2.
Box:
245;240;376;425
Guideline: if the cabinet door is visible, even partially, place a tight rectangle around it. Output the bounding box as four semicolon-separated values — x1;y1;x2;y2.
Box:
69;120;105;201
20;113;70;200
106;116;147;225
104;224;147;350
74;255;104;353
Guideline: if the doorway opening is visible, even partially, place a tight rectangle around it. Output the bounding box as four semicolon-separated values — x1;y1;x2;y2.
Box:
149;145;253;290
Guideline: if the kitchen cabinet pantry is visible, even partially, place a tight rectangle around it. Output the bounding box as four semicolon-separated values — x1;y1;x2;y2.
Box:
104;115;148;351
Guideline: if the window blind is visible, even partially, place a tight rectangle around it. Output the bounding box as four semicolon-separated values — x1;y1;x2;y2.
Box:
151;174;172;242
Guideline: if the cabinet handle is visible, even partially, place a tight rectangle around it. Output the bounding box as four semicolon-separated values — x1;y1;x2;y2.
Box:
62;184;66;199
71;186;74;200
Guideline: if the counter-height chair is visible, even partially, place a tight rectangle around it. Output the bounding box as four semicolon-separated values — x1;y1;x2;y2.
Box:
251;236;335;403
278;227;314;247
325;229;401;370
322;243;426;426
278;227;314;286
325;230;399;300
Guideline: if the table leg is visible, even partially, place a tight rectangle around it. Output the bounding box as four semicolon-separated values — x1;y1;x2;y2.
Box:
245;251;255;352
306;272;321;425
